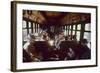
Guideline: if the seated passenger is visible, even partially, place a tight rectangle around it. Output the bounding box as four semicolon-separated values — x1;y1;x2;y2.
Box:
80;39;91;59
67;35;71;41
23;34;42;62
23;33;35;52
23;49;33;62
74;39;91;59
55;31;65;49
72;35;77;43
39;30;50;41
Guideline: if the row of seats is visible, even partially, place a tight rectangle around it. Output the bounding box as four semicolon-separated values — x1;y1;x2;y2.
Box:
23;40;91;62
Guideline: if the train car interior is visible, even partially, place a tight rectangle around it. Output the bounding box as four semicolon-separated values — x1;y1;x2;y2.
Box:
22;10;91;62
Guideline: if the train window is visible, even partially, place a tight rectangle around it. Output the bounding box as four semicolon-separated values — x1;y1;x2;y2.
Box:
76;31;80;41
69;25;71;29
22;21;26;28
28;22;31;28
33;23;35;33
67;26;68;29
22;29;27;42
84;32;91;48
38;24;39;32
37;23;40;28
29;29;32;34
65;26;68;33
84;32;91;42
65;26;68;35
64;30;67;36
85;23;91;31
69;30;71;35
72;31;75;35
73;25;76;30
77;24;81;30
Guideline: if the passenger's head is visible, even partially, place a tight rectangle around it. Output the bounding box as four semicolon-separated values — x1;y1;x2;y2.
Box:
58;31;64;39
72;35;76;39
28;34;35;43
81;39;88;46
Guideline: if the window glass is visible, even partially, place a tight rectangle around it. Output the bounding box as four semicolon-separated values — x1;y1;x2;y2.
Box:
29;29;32;34
84;32;91;48
73;25;76;30
66;26;68;30
76;31;80;41
72;31;75;35
69;30;71;35
28;22;31;28
85;23;91;31
64;30;68;36
37;24;40;33
77;24;81;30
33;23;35;33
84;32;91;42
22;29;27;41
69;25;71;29
37;24;39;28
22;21;26;28
33;23;35;28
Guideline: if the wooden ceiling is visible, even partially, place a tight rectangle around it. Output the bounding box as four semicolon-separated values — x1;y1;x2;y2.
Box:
23;10;91;25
